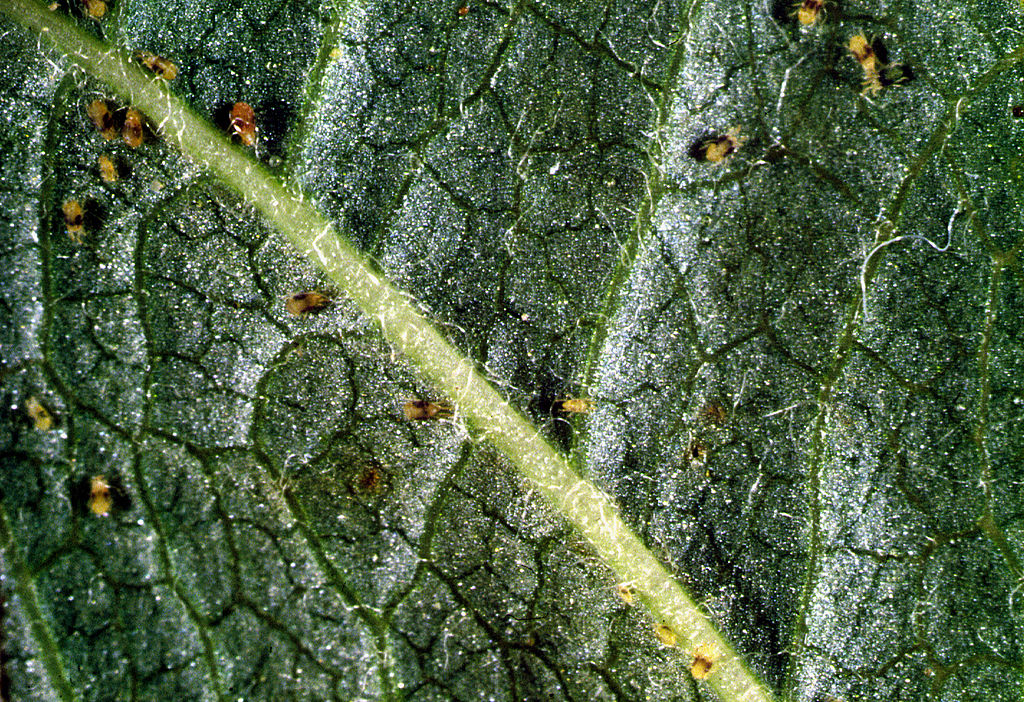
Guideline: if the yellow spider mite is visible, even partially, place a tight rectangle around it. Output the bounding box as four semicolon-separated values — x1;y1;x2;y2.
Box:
690;642;720;680
558;397;594;414
794;0;825;26
137;51;178;80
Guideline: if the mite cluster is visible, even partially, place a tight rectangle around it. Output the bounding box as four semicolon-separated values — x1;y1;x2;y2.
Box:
693;1;918;165
86;99;150;148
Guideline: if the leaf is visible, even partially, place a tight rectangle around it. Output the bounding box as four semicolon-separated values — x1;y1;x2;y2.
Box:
1;1;1022;702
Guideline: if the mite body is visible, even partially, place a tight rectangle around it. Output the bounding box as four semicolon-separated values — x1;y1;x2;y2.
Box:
699;401;728;427
691;642;719;680
654;623;677;647
123;108;144;148
794;0;825;26
285;291;331;316
25;396;54;430
403;400;452;421
73;474;131;517
82;0;106;18
137;51;178;80
62;199;85;243
689;127;744;164
230;102;257;146
87;99;118;140
350;463;390;496
849;34;913;94
558;397;594;414
98;153;118;182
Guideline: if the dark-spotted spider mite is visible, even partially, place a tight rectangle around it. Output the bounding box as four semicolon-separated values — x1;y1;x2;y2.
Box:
87;99;118;140
350;463;391;496
848;33;884;94
691;642;719;680
699;401;728;428
456;3;469;15
62;199;85;243
402;399;452;421
25;396;54;431
82;0;106;18
654;623;677;647
230;102;257;146
72;474;131;517
558;397;594;414
98;153;118;182
688;127;744;164
136;51;178;80
794;0;826;26
123;108;144;148
848;34;880;73
285;291;331;316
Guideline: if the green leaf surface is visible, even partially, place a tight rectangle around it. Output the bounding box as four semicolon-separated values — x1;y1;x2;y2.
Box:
1;0;1022;701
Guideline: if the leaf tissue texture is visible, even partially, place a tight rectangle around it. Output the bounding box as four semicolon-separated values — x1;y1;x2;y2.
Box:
0;0;1022;701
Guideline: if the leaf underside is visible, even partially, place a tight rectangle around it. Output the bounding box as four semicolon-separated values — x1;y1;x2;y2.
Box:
1;0;1022;701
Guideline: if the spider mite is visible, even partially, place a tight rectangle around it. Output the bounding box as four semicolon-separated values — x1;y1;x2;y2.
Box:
690;642;719;680
25;396;54;431
136;51;178;80
616;583;634;605
1013;104;1024;119
848;34;880;74
402;399;452;421
350;463;390;496
688;127;744;164
794;0;825;26
654;623;677;647
73;474;131;517
848;33;884;94
456;3;469;15
698;401;728;427
98;153;118;182
123;108;145;148
82;0;106;18
229;102;257;146
558;397;594;414
62;199;85;243
285;291;331;316
87;99;118;140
